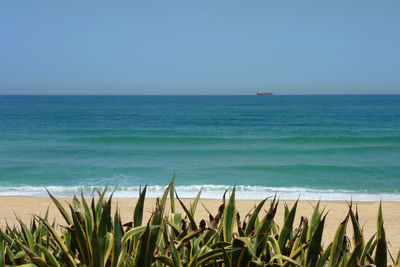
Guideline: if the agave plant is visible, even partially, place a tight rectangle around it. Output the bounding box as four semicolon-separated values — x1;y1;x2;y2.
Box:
0;177;398;267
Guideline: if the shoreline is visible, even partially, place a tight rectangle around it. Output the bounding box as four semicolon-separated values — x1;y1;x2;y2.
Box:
1;188;400;201
1;196;399;255
2;195;400;201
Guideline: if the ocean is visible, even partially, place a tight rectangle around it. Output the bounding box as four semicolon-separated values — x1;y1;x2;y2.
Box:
1;95;399;200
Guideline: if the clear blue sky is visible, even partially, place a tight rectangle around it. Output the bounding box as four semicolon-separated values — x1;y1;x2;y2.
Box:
1;1;399;95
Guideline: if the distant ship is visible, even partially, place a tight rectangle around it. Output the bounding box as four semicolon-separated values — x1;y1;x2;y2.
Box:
256;90;273;95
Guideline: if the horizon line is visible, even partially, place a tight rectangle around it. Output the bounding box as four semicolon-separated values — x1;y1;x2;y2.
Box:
1;93;400;96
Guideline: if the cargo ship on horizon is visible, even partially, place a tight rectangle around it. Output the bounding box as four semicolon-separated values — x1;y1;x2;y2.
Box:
256;90;273;95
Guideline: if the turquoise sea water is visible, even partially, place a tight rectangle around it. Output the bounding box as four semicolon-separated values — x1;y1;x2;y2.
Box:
1;95;399;200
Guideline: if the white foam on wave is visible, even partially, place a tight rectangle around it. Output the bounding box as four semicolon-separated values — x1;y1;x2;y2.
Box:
0;184;399;201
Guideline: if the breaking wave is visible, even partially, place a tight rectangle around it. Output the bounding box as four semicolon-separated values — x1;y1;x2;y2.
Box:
1;184;399;201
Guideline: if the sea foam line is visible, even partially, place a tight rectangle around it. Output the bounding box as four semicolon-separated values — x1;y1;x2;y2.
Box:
0;185;399;201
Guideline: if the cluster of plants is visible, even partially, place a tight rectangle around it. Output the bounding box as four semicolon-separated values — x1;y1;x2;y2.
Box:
0;178;399;267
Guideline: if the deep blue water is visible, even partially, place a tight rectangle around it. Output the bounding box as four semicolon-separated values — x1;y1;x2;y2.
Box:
1;95;399;200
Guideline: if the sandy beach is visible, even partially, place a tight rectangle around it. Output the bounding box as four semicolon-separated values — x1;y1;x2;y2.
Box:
1;196;399;256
